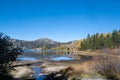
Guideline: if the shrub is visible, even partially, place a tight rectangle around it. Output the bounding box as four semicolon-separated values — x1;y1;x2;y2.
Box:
92;55;120;79
0;33;21;73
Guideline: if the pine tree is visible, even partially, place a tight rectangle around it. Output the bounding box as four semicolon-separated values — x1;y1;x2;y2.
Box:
112;30;119;48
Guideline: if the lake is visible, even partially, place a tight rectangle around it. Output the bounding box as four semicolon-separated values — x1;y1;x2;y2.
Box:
17;50;74;61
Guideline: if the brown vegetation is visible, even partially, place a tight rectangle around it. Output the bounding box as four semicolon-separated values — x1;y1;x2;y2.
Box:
95;48;120;55
92;54;120;80
59;53;120;80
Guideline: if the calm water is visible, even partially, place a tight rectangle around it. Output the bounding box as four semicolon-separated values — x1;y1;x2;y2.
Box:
17;50;74;80
32;65;46;80
17;50;74;61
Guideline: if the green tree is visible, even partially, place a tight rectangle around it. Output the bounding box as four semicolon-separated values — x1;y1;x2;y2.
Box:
112;30;120;48
80;29;120;50
0;33;21;73
105;33;112;48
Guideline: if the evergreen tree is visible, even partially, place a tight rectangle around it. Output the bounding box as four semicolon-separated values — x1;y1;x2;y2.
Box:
80;29;120;50
105;33;112;48
112;30;120;48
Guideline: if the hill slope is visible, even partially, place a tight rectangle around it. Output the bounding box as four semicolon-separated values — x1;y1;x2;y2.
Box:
11;38;62;49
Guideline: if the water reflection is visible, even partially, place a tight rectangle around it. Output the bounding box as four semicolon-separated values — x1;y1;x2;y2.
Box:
18;50;74;60
17;57;37;61
51;56;73;61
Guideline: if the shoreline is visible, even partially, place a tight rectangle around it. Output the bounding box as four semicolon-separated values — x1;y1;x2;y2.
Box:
11;56;93;79
11;50;119;80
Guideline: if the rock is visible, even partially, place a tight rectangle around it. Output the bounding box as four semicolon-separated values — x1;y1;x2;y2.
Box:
10;66;33;79
54;73;62;78
42;66;67;73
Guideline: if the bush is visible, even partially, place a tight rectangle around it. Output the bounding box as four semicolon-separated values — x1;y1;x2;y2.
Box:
92;55;120;79
0;33;21;73
0;73;14;80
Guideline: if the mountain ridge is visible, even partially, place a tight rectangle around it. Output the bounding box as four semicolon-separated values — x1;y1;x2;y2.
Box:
11;38;65;49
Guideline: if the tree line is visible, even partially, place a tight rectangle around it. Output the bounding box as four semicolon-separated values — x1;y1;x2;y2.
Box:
80;29;120;50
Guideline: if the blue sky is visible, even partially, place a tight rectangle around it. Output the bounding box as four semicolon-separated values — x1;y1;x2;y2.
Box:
0;0;120;42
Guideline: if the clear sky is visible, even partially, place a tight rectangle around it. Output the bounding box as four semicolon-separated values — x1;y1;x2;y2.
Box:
0;0;120;42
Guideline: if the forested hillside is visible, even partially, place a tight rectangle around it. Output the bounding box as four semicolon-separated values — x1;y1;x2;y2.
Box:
8;29;120;51
80;29;120;50
52;29;120;51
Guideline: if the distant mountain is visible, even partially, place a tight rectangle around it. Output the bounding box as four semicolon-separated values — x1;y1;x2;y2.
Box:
11;38;62;49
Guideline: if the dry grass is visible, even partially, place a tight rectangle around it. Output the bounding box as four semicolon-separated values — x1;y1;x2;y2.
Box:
95;48;120;55
60;61;101;79
68;61;91;75
92;54;120;80
60;53;120;80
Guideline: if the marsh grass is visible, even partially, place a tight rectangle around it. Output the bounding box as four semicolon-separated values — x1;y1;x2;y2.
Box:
92;54;120;80
60;61;104;80
60;53;120;80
